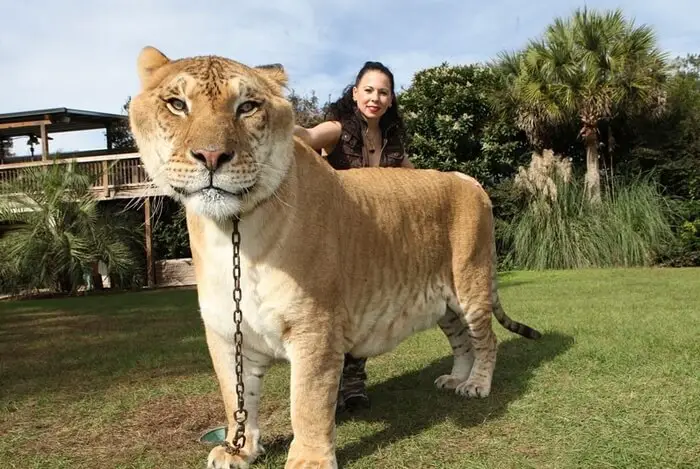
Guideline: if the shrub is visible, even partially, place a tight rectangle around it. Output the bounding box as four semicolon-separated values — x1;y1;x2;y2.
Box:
151;197;191;260
656;199;700;267
503;160;678;269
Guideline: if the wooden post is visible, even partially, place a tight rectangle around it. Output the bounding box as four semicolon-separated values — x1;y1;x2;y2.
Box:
40;122;49;161
144;196;155;288
106;125;113;150
101;160;109;197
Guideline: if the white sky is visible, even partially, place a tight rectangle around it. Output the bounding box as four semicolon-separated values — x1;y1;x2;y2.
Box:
1;0;696;155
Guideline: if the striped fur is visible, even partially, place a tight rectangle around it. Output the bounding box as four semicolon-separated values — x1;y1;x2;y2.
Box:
129;47;541;469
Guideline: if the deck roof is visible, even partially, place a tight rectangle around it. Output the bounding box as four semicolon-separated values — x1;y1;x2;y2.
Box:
0;107;127;139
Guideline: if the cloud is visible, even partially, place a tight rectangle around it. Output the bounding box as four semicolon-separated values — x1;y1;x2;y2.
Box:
1;0;697;154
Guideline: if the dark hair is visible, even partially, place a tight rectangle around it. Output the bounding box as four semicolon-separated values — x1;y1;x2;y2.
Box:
325;61;405;135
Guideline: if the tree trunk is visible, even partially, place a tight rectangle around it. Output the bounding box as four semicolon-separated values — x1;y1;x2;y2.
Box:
608;127;615;201
583;130;601;203
57;273;73;293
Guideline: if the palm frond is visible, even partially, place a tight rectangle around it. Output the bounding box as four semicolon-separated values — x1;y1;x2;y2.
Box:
494;4;668;146
0;160;143;293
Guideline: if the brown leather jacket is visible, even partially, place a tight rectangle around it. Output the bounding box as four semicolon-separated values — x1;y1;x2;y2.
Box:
325;110;406;170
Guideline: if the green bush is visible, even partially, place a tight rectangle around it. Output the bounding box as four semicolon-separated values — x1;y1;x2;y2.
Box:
503;174;678;270
656;199;700;266
151;197;191;260
399;63;529;186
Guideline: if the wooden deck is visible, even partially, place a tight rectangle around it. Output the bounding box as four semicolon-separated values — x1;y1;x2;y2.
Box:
0;152;171;288
0;152;165;200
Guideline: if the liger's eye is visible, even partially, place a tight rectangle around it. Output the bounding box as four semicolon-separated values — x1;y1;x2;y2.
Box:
238;101;258;115
167;98;187;113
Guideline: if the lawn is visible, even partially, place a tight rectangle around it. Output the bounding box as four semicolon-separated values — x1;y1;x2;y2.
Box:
1;268;699;468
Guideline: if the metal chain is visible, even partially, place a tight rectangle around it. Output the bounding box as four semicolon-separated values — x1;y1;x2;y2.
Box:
221;216;248;455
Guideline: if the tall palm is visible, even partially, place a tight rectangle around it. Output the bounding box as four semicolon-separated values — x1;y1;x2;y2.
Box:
497;7;668;202
494;45;571;151
0;161;141;293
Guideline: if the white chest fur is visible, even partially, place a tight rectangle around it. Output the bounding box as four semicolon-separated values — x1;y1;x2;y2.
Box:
194;219;295;360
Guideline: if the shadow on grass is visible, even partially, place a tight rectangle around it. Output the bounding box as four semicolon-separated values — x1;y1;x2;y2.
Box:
1;291;572;466
259;331;573;466
340;331;572;465
0;289;208;401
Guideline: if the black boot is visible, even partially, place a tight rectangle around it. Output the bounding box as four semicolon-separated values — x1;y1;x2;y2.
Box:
337;353;370;413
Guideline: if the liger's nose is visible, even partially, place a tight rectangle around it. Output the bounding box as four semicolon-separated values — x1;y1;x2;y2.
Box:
190;149;234;171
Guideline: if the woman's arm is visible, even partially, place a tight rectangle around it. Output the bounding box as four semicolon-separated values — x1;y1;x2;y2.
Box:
293;121;342;153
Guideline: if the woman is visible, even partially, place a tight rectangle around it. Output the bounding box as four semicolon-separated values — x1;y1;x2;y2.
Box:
294;61;412;171
294;61;408;413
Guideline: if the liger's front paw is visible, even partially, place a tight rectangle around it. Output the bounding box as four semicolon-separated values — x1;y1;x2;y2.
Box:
284;456;338;469
207;445;249;469
285;440;337;469
206;427;264;469
207;442;263;469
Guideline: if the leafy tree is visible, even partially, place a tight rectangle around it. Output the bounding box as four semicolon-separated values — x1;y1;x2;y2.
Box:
152;197;191;260
0;162;142;293
399;63;529;187
607;53;700;266
496;7;668;202
288;90;328;128
622;54;700;200
106;97;137;151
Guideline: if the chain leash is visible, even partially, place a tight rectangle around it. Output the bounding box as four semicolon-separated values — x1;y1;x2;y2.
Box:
221;216;248;455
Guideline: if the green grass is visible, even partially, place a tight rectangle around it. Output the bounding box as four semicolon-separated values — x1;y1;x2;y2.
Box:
1;268;699;468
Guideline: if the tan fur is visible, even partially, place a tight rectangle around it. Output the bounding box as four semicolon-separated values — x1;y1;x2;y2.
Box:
129;46;540;469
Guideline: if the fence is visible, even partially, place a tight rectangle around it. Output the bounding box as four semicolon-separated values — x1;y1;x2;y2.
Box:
0;152;162;199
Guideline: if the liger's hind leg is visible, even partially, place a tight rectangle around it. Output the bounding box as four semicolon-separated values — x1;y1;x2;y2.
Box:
451;277;498;399
435;307;474;391
457;301;497;398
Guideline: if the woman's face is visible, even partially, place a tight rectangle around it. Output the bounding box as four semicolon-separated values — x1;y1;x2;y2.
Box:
352;70;393;121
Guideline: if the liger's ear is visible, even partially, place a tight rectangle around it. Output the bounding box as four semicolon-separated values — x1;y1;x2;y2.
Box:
137;46;171;88
255;63;288;89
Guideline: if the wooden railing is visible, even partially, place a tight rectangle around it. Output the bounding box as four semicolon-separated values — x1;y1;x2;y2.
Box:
0;153;165;200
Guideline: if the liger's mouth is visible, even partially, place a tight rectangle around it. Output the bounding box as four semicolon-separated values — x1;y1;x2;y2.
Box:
172;184;256;198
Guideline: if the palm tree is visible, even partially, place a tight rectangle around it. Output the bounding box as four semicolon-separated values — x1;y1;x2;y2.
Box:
0;161;142;294
496;7;668;202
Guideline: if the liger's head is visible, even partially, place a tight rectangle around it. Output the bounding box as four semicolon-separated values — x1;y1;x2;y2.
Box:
129;46;295;220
